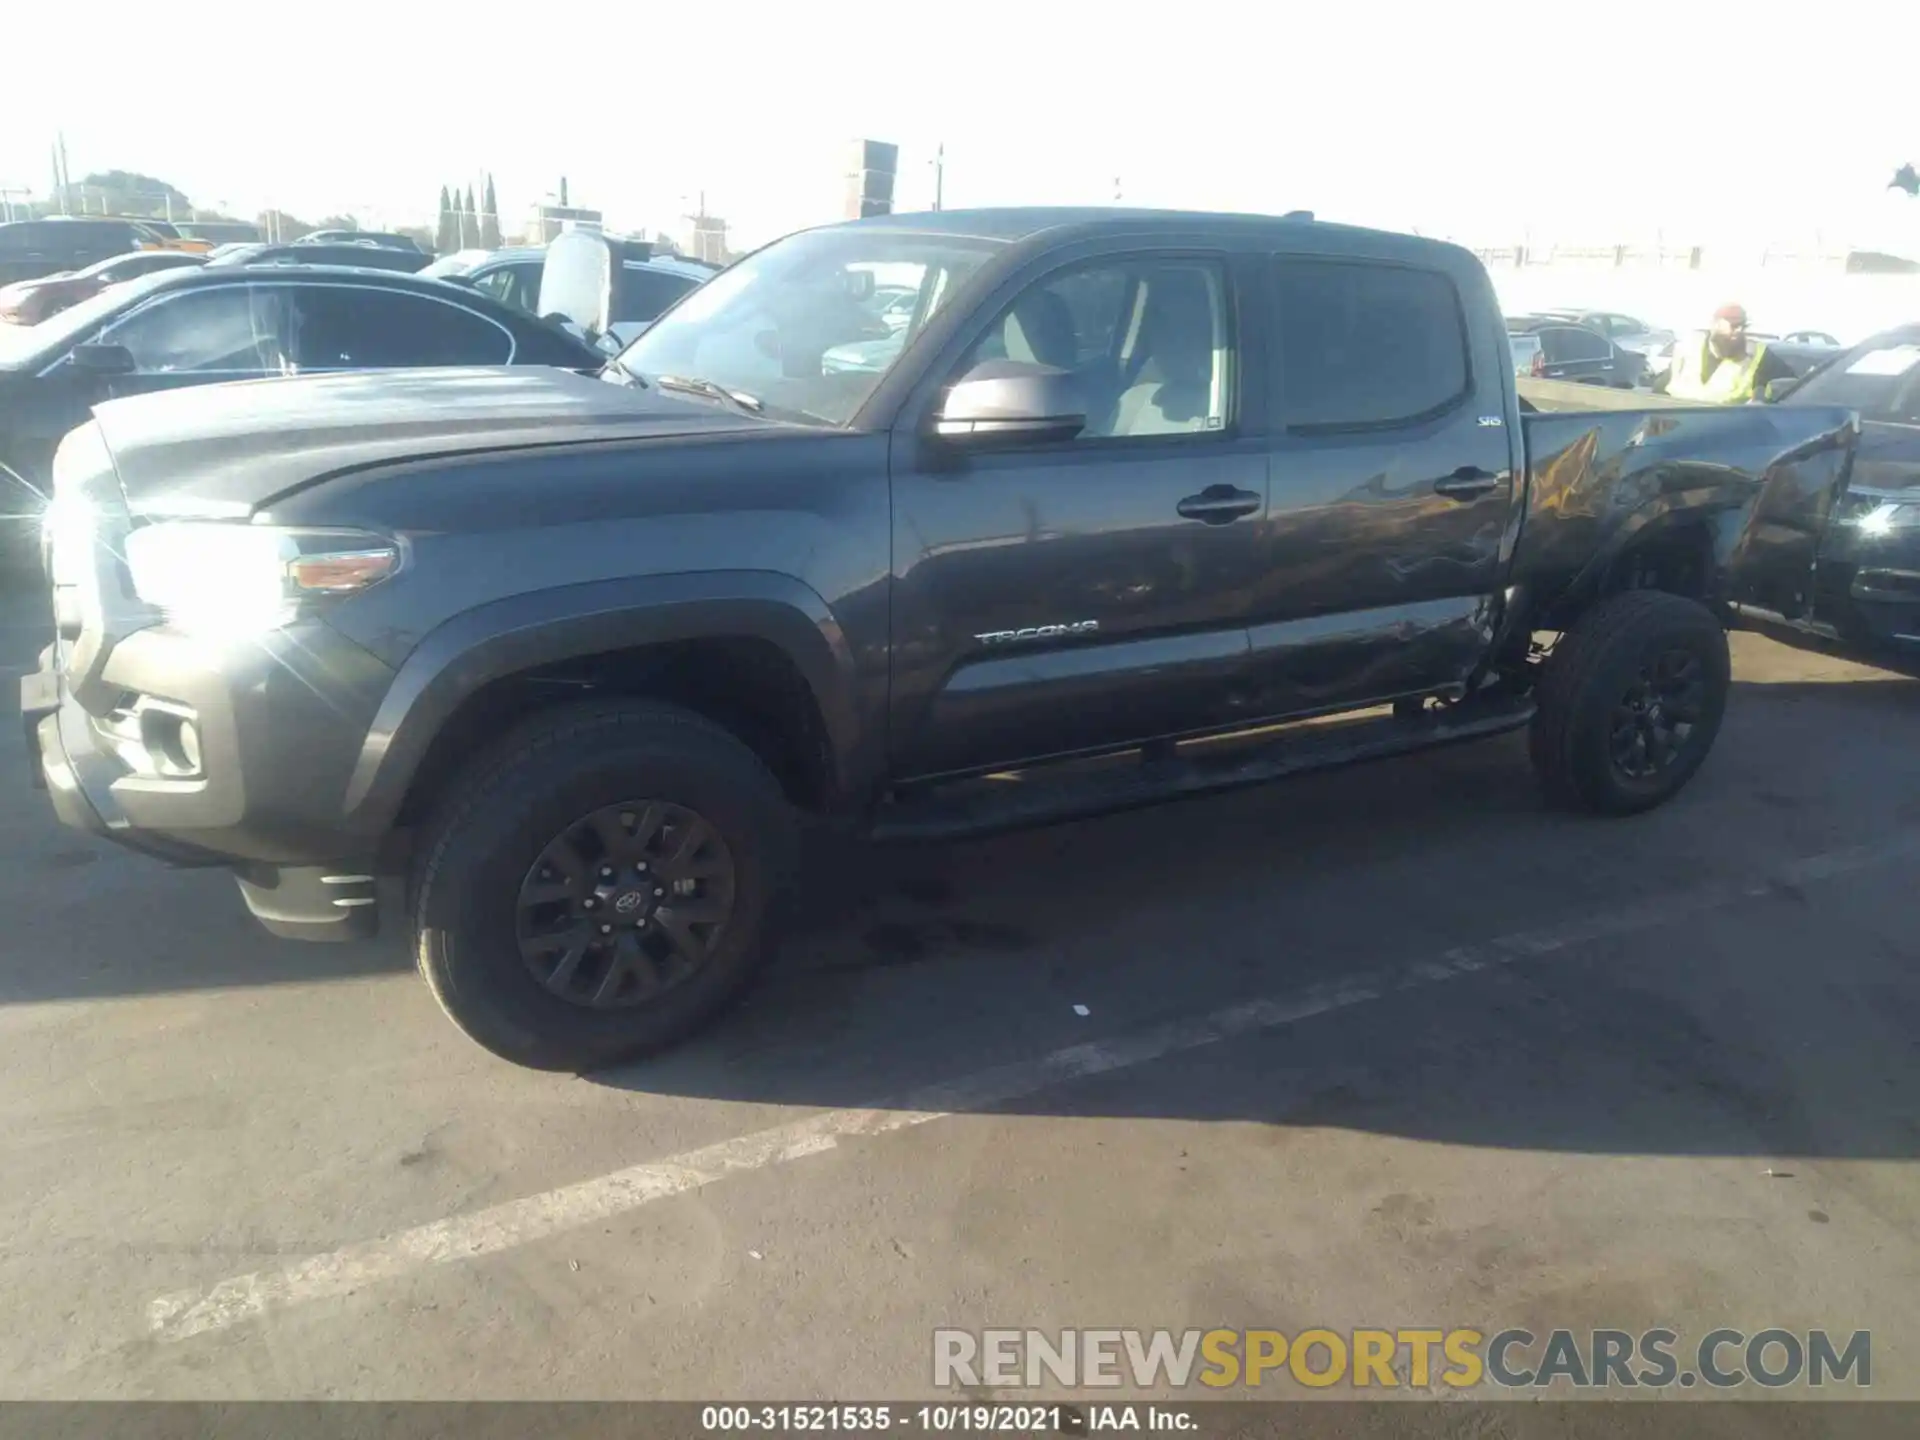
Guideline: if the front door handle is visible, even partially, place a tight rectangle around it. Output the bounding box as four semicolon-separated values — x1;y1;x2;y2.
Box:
1433;466;1501;500
1177;485;1261;524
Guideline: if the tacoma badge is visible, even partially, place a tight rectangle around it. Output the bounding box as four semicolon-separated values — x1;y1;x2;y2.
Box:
974;620;1101;646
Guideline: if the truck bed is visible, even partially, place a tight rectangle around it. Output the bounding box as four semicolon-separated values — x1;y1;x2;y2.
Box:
1513;399;1859;629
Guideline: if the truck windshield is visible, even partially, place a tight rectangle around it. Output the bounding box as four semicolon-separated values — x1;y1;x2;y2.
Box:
613;227;1000;426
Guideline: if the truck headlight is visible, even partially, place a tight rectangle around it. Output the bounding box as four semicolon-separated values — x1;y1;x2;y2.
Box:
1858;502;1920;539
123;523;400;635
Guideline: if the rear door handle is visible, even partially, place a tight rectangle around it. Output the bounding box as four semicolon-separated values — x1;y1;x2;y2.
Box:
1433;466;1501;500
1177;485;1261;524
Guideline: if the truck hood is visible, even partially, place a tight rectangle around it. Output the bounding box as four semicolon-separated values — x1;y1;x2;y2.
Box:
82;366;770;517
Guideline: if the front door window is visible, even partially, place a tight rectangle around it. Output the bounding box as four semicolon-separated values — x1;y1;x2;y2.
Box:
97;285;290;374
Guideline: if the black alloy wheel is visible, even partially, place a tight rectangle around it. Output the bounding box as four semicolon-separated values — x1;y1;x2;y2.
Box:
517;801;737;1010
1529;588;1731;815
414;700;795;1070
1608;647;1707;781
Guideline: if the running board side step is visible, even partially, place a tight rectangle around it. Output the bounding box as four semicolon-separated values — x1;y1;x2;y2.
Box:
873;693;1536;843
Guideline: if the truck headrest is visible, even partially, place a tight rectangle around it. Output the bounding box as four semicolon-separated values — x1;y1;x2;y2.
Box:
534;231;657;345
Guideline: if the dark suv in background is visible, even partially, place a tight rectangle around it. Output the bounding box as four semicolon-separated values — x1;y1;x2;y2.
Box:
0;217;173;286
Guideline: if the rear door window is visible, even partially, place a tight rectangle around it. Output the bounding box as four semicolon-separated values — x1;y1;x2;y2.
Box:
292;285;514;369
616;268;701;323
1554;327;1611;362
1270;259;1469;428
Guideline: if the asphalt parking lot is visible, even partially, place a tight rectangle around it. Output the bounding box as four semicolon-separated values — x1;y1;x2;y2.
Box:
2;583;1918;1403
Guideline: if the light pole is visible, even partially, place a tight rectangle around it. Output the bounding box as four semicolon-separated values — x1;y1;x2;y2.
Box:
932;144;944;212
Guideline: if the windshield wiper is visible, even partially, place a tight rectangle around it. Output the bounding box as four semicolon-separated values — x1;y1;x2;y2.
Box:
601;353;647;387
655;373;765;414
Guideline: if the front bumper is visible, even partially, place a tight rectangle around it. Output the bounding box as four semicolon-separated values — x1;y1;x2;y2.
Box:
22;618;397;940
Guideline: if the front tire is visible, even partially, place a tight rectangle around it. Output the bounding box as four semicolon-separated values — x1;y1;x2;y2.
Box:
413;701;796;1071
1529;590;1730;815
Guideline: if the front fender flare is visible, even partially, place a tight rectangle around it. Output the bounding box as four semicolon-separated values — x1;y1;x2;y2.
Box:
336;570;860;836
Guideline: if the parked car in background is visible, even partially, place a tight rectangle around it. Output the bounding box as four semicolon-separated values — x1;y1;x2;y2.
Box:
1506;315;1644;387
1508;330;1544;378
0;217;176;286
422;247;495;277
1643;337;1678;382
176;221;262;246
296;229;427;252
0;264;602;578
132;220;219;254
1762;324;1920;665
208;242;432;274
425;243;716;339
1532;308;1675;362
1749;330;1845;379
0;250;208;326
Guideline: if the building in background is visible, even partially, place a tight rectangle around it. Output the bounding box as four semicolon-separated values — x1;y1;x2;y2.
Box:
527;202;604;244
844;139;899;221
686;211;730;265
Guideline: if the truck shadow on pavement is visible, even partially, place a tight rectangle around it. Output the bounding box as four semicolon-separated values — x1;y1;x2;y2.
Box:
3;660;1919;1158
582;672;1920;1159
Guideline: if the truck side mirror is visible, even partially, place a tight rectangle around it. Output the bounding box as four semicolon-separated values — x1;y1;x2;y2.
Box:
932;360;1087;447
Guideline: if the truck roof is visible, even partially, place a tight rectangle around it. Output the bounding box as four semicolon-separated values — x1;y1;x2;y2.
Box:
819;206;1352;242
817;207;1484;273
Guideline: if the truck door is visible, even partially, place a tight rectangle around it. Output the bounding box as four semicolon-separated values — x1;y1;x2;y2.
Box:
888;249;1271;778
1242;253;1518;716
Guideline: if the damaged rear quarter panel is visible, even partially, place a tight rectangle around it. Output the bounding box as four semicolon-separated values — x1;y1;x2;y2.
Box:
1513;404;1859;626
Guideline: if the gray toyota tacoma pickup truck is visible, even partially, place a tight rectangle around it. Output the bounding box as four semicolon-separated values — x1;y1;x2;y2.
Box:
22;212;1860;1070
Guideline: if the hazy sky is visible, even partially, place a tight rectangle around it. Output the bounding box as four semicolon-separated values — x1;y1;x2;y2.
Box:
5;1;1915;254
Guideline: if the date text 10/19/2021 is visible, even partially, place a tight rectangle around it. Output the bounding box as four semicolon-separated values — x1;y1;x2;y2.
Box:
701;1406;1194;1432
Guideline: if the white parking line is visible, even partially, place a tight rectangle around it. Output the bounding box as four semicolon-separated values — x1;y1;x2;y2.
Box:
146;831;1920;1343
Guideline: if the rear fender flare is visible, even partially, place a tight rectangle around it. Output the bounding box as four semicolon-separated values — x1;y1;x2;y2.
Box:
1563;502;1741;611
338;571;859;835
1522;410;1856;630
1495;502;1733;663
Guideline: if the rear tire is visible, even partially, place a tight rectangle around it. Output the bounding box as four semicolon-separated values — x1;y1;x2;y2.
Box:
1529;590;1730;815
412;700;796;1071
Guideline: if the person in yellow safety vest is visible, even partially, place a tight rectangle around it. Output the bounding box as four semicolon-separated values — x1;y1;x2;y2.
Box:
1655;303;1796;403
